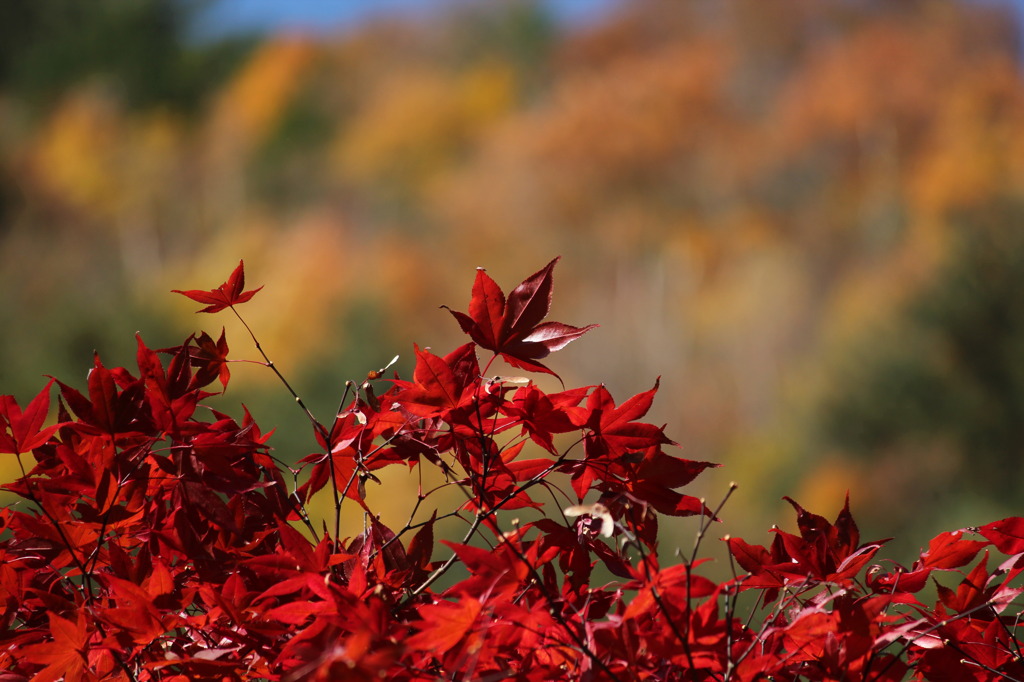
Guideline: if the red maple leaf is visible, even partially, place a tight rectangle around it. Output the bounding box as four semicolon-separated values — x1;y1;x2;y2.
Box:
625;451;718;517
406;597;483;655
870;530;989;594
0;380;60;455
503;383;589;453
16;612;91;682
978;517;1024;555
172;260;263;313
394;343;480;418
189;329;232;390
583;380;674;459
444;257;596;377
55;354;148;437
727;496;887;594
561;380;678;500
935;554;996;614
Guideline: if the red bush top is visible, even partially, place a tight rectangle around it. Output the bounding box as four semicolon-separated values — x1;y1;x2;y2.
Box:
1;258;1022;681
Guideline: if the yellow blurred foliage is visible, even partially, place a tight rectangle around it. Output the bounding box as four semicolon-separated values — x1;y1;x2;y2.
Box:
788;457;866;528
333;60;517;189
210;36;317;153
28;90;124;217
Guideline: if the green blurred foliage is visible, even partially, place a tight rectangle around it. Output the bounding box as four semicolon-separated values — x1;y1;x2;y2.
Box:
443;1;557;87
0;0;254;112
250;82;337;208
811;200;1024;548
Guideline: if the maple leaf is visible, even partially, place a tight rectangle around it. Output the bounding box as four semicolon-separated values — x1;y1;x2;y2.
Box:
583;380;674;459
55;354;149;437
16;612;90;682
441;540;531;600
727;496;888;596
444;257;596;377
870;530;989;594
296;444;361;508
394;343;480;418
172;260;263;313
190;329;232;390
935;553;1001;615
503;384;589;453
568;380;676;499
623;562;718;621
406;597;483;656
619;450;717;519
0;380;59;455
96;575;176;645
406;511;436;572
726;536;775;577
978;517;1024;555
775;495;886;584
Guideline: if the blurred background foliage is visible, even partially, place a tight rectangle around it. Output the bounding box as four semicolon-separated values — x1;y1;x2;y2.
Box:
3;0;1024;561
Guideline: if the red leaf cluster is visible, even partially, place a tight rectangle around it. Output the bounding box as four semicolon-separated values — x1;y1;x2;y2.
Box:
2;258;1023;681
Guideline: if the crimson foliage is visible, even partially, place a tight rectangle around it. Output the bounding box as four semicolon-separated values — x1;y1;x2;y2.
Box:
2;258;1024;681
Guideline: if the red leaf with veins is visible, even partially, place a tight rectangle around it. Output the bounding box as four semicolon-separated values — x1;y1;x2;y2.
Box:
921;530;989;569
504;383;588;453
584;379;674;458
445;257;596;377
726;536;774;575
937;554;994;613
873;529;992;594
728;496;887;591
190;329;232;390
621;451;718;518
16;612;90;682
172;259;263;313
406;597;483;655
979;517;1024;555
395;343;479;418
0;380;59;455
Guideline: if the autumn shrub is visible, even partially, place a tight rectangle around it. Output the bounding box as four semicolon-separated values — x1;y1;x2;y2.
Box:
2;258;1024;681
